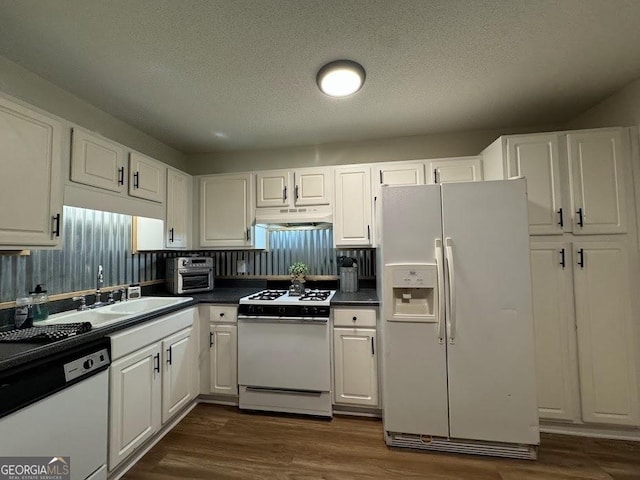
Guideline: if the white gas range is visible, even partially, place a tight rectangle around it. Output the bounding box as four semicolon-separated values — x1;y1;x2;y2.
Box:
237;289;336;417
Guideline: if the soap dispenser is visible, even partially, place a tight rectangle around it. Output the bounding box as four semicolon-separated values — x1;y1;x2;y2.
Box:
30;284;50;322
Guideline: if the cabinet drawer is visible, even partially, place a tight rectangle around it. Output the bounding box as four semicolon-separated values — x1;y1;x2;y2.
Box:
333;308;376;327
204;305;238;323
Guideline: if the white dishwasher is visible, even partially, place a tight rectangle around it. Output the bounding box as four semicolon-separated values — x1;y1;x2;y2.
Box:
0;338;111;480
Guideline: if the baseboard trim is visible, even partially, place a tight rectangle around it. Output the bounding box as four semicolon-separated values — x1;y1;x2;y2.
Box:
540;422;640;442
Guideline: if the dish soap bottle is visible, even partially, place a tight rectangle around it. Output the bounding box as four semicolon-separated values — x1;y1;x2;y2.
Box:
30;284;49;322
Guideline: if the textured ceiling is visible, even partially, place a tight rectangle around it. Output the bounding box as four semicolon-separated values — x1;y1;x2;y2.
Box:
1;0;640;153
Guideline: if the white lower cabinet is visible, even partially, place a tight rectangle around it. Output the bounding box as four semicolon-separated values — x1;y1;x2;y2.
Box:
573;242;639;426
209;324;238;395
162;328;195;423
333;328;378;407
332;307;378;408
108;343;162;469
531;240;640;427
108;309;197;471
530;243;579;421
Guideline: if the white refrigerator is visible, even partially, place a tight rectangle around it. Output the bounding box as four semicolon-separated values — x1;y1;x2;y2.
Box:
378;179;539;459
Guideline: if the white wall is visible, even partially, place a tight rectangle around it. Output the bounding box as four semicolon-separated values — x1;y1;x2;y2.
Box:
186;125;560;175
0;54;188;171
566;78;640;129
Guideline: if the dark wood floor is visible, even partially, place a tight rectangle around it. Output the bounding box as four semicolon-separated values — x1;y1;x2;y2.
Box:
124;404;640;480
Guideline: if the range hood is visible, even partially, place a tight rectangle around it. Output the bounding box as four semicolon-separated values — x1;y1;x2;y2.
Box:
254;205;333;225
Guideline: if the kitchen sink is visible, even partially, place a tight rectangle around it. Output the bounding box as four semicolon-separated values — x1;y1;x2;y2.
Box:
102;296;191;315
44;296;193;328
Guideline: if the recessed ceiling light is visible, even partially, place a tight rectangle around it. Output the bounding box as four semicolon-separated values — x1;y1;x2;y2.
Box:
316;60;366;97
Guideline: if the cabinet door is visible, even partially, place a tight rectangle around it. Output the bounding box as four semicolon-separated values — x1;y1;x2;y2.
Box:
162;328;194;424
109;343;161;470
70;127;126;193
507;135;564;235
334;166;372;247
333;328;378;407
128;151;165;203
573;242;639;426
372;162;425;200
530;243;579;421
294;167;331;206
429;157;482;184
256;170;290;207
166;169;190;248
568;130;626;234
200;173;254;248
0;96;63;247
209;324;238;395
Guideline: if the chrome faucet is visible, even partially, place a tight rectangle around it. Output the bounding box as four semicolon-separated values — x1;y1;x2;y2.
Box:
92;264;104;307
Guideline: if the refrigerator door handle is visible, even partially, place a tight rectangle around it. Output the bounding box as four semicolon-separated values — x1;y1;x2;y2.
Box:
435;238;445;344
445;237;456;344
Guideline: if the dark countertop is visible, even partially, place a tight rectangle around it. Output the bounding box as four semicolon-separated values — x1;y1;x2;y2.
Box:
0;287;379;374
331;289;379;306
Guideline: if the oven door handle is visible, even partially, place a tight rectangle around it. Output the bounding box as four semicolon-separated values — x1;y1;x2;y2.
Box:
238;316;328;324
244;386;323;396
178;268;213;274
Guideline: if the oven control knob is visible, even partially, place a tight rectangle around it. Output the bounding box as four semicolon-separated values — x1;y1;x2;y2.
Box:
256;306;264;314
301;306;309;316
278;307;286;315
310;307;318;315
182;259;188;267
83;358;94;370
247;305;255;314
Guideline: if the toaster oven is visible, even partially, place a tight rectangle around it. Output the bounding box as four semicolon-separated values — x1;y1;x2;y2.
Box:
166;257;214;294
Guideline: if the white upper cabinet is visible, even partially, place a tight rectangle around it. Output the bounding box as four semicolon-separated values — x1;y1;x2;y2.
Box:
506;135;564;235
428;156;483;184
200;173;255;248
166;168;190;249
568;130;626;235
128;151;166;203
372;162;425;200
70;127;126;193
482;128;628;236
334;166;372;247
293;167;331;206
256;167;331;208
0;95;63;248
573;242;639;426
256;170;289;207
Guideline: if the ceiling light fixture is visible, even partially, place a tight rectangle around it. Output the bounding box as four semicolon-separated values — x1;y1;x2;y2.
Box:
316;60;366;97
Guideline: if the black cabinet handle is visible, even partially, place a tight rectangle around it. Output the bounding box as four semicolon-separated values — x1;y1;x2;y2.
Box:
371;337;375;355
118;166;125;186
166;346;172;365
558;208;564;228
295;185;299;200
352;316;357;321
576;207;584;227
379;170;383;184
367;225;370;240
154;353;160;373
220;312;225;317
577;248;585;269
434;169;438;184
209;332;214;347
283;186;287;201
169;228;174;243
246;228;251;241
133;171;140;189
52;213;61;237
559;248;566;269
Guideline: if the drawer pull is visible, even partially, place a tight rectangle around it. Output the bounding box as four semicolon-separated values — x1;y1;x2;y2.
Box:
352;316;357;321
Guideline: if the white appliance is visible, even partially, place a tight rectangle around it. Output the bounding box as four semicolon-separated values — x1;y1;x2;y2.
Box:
237;289;335;417
379;179;539;459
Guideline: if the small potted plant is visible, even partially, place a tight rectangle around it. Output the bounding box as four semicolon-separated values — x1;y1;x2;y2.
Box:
289;261;309;296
